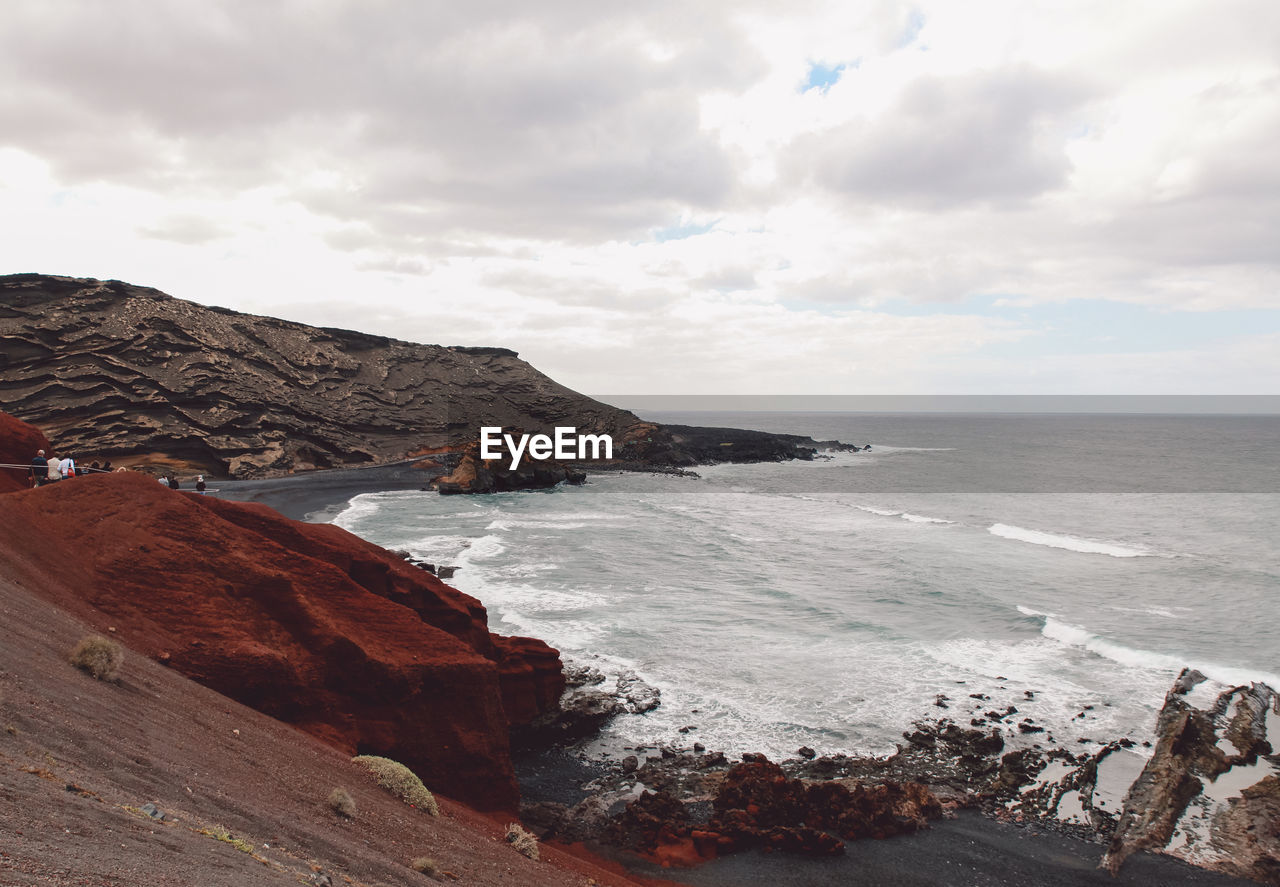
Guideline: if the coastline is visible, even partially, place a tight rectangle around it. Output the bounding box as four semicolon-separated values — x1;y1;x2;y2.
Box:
228;467;1259;887
213;460;435;522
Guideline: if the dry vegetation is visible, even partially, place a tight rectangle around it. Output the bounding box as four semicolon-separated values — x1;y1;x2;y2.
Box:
68;635;123;681
327;787;357;819
410;856;438;876
352;755;439;815
505;822;539;861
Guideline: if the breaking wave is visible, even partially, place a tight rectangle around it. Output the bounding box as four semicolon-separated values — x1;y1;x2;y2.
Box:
990;523;1150;557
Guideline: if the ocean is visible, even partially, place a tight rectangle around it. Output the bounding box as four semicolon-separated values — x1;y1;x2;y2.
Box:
332;412;1280;762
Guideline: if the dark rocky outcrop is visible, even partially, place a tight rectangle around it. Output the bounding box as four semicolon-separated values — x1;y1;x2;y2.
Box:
1103;669;1280;882
0;462;565;813
0;273;649;477
605;757;942;864
615;423;853;467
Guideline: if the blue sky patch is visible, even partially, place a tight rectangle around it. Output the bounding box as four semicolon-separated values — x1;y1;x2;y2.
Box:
801;62;847;94
652;219;718;242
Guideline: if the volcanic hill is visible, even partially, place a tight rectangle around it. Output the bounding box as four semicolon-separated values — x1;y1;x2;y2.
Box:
0;273;650;477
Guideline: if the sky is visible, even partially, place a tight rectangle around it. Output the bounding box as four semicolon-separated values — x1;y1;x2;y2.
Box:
1;0;1278;395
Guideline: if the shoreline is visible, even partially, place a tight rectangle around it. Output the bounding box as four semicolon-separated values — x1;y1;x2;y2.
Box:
224;466;1262;886
213;460;436;521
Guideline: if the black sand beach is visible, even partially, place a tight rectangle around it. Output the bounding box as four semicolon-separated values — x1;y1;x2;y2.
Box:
230;469;1256;887
214;460;434;521
619;810;1247;886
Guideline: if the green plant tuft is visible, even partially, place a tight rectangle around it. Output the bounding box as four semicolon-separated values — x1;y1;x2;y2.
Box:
505;822;539;860
69;635;124;681
351;755;439;816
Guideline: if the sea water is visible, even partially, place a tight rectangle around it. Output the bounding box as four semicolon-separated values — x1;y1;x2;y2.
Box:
332;412;1280;761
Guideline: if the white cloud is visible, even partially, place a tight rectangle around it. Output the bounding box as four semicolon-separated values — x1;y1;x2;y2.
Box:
0;0;1277;393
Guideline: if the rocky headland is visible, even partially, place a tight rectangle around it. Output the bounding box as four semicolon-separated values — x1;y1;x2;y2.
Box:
0;273;840;482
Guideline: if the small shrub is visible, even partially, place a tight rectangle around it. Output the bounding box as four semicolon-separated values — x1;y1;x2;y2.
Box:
409;856;438;875
69;635;123;681
327;787;357;819
505;822;539;860
351;755;439;815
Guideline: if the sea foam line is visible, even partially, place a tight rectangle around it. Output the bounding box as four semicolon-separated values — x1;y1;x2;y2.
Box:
1017;606;1280;689
855;505;955;524
990;523;1150;558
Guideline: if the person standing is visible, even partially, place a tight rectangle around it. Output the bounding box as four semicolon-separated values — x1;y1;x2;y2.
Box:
46;453;61;483
196;475;206;493
58;454;75;478
30;449;48;486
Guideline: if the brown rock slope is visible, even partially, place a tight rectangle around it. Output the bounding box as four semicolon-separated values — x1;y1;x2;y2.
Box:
0;538;662;887
0;468;566;814
0;273;647;477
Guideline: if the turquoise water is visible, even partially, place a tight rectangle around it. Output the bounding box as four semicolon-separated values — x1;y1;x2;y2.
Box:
333;413;1280;760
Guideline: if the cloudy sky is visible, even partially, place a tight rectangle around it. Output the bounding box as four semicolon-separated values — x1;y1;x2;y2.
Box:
2;0;1278;395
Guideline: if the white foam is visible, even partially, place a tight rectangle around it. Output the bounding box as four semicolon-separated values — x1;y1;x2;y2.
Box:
855;505;953;524
1031;612;1280;689
867;445;956;453
901;512;955;524
331;492;384;530
989;523;1150;558
487;519;588;530
456;534;505;561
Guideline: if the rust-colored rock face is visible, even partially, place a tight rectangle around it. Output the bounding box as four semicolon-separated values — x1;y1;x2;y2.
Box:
0;411;51;493
0;273;645;477
0;467;564;813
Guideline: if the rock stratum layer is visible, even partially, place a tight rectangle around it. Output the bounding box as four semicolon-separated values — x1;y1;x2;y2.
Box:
0;417;565;813
0;273;649;477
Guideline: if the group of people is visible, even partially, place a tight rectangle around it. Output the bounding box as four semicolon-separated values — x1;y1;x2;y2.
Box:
28;449;208;493
158;474;208;493
27;449;108;485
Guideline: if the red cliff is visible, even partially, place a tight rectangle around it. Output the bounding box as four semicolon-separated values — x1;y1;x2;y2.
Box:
0;457;564;813
0;411;51;492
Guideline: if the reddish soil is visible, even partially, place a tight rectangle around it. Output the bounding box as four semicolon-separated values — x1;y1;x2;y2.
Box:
0;560;666;887
0;412;50;492
0;473;569;815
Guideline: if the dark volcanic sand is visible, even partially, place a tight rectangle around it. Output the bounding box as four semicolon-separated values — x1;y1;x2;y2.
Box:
213;461;435;521
613;810;1248;887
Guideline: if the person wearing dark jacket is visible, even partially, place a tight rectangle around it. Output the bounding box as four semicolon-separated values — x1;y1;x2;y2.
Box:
30;449;48;486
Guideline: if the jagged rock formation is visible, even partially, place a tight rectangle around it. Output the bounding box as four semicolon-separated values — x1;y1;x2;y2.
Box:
0;273;648;477
1103;669;1280;883
0;451;566;813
